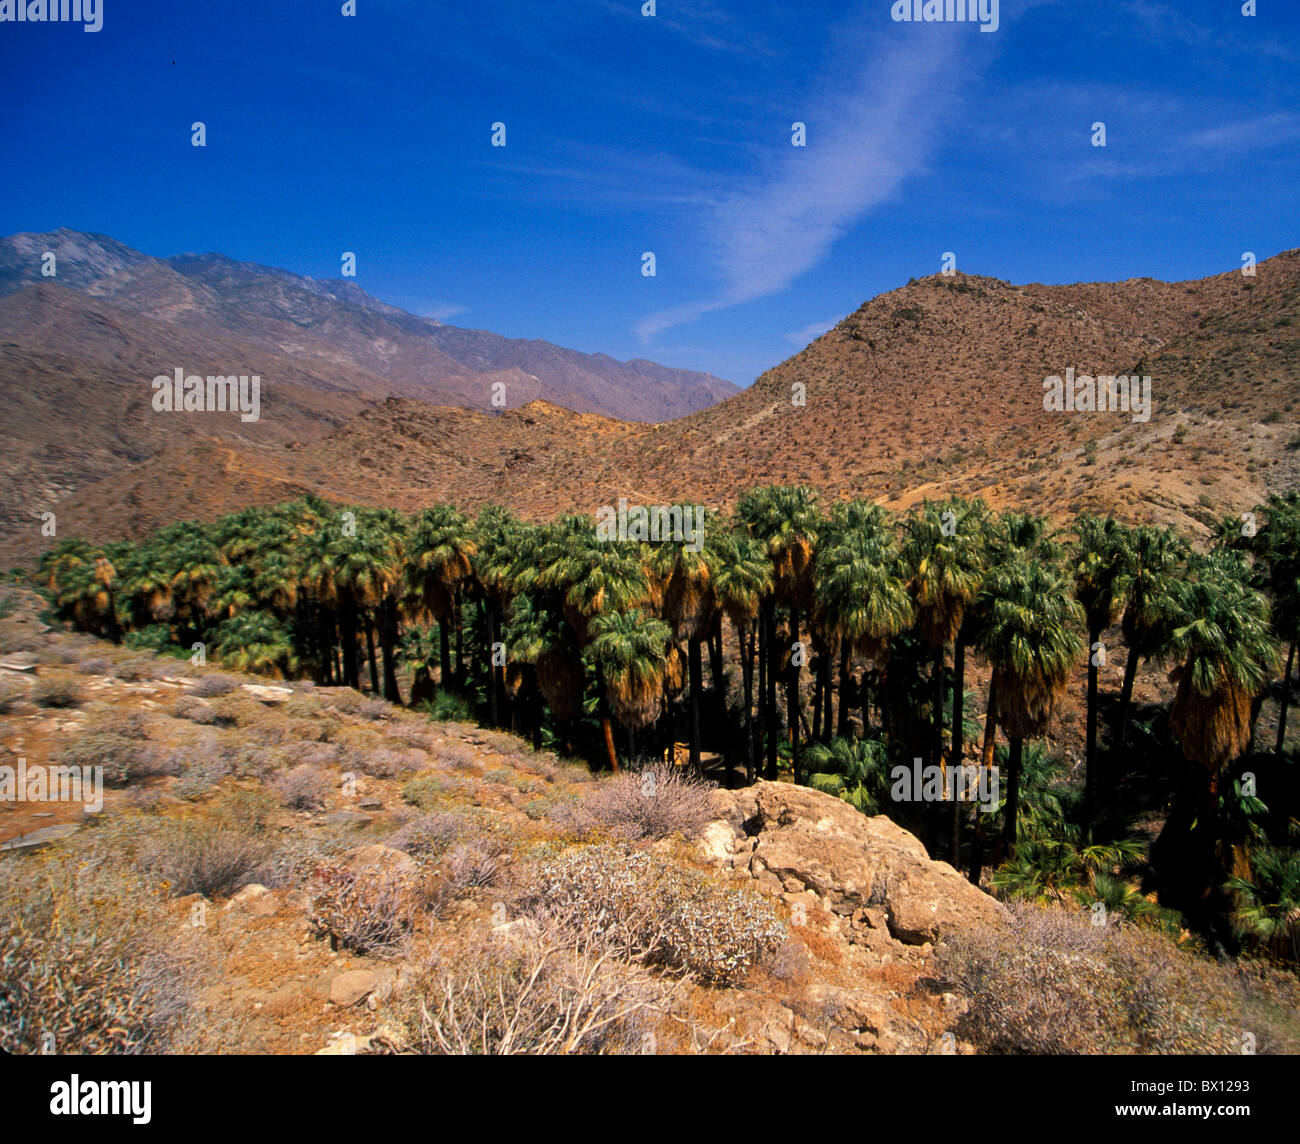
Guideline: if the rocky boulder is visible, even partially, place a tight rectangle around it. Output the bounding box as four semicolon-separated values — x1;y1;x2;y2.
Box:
703;781;1008;946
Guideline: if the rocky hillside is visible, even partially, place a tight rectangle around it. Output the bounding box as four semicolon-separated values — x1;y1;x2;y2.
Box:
0;229;739;420
5;249;1297;567
2;589;1296;1056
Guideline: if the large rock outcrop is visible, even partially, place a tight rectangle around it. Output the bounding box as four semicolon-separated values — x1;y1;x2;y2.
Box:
702;781;1008;946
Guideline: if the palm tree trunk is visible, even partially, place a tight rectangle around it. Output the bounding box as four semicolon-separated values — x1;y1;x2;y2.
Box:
932;645;945;767
596;667;619;773
811;652;825;745
951;634;966;868
494;601;508;728
688;634;703;774
602;715;619;772
708;622;726;725
861;666;872;737
1115;642;1140;757
981;672;999;769
1277;634;1296;758
363;612;380;695
968;828;984;887
453;590;464;688
837;640;852;738
741;624;756;785
1085;622;1101;825
339;589;360;690
380;595;402;704
1002;736;1023;855
762;602;777;780
789;605;801;785
818;638;833;743
438;617;452;691
486;603;500;727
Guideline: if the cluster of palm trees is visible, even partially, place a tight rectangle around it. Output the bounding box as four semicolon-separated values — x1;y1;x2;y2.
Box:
36;487;1300;952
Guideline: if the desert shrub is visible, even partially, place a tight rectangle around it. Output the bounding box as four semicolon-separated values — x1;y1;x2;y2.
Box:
288;741;341;768
307;861;418;954
0;854;205;1054
274;765;333;811
54;728;153;788
443;837;508;892
437;743;478;771
323;689;392;720
190;673;241;698
386;723;436;751
126;786;164;811
113;655;165;682
126;744;185;780
222;742;288;780
483;766;532;790
555;764;715;842
357;697;393;720
402;773;460;809
388;812;465;861
0;628;42;653
482;730;529;756
169;694;220;724
391;928;670;1055
519;845;787;985
0;679;26;713
32;671;84;708
932;902;1300;1054
150;738;234;798
349;746;426;779
283;717;329;743
137;815;280;898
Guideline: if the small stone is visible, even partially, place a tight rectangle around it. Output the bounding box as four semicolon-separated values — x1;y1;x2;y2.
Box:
329;970;379;1008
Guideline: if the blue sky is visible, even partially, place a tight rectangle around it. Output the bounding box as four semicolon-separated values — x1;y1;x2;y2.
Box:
1;0;1297;386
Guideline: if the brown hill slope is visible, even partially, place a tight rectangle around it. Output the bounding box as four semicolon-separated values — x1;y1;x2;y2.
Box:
11;252;1299;561
0;283;374;554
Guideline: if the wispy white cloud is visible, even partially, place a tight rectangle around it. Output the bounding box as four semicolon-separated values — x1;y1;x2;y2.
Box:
1185;112;1300;151
634;24;979;340
423;302;468;322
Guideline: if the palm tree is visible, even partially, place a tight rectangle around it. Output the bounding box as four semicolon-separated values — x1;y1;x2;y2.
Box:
1163;550;1279;789
535;514;650;770
1069;513;1130;823
39;539;122;640
647;516;716;774
736;486;822;783
1113;525;1188;757
408;504;477;691
1250;493;1300;758
473;505;523;727
587;609;673;763
710;530;773;785
814;499;913;742
211;610;299;677
805;735;890;814
975;560;1085;853
902;498;987;860
1227;845;1300;963
902;498;987;769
